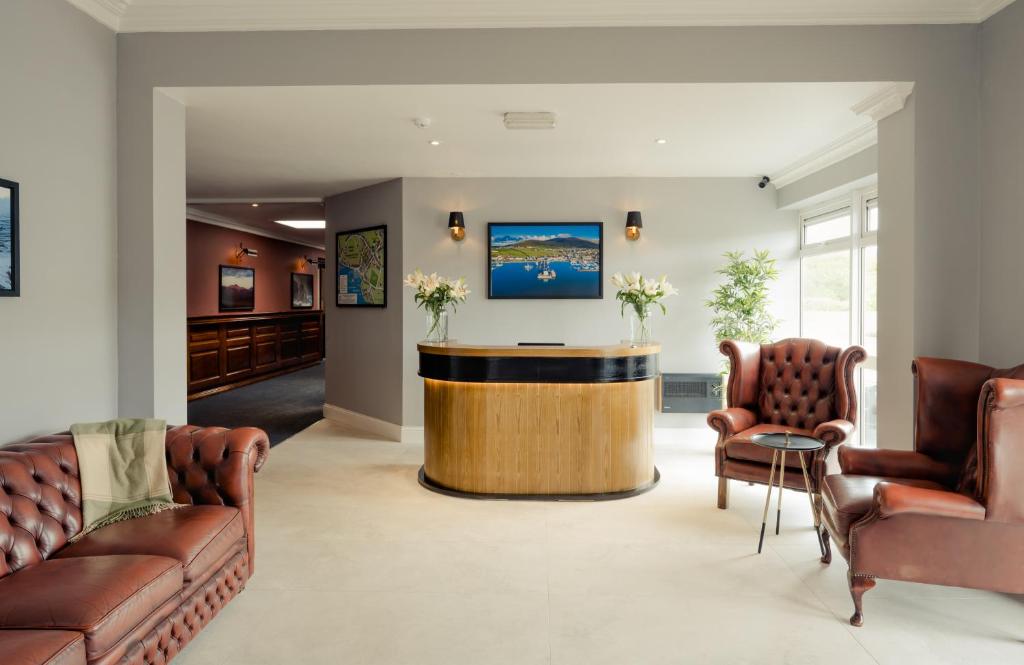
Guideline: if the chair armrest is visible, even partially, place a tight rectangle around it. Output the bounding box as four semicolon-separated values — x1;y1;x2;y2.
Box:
976;377;1024;523
165;425;270;576
874;482;985;521
812;419;854;449
707;408;758;438
838;447;960;485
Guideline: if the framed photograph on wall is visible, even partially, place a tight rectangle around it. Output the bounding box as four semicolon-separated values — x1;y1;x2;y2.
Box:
219;265;255;311
487;222;603;299
291;272;314;309
336;224;386;307
0;178;19;297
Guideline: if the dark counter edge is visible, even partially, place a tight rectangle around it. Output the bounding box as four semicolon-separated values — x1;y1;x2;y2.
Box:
418;467;660;502
418;352;659;383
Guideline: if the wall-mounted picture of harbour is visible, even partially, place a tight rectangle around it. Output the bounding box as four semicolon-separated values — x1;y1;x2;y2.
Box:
0;178;19;297
488;222;603;299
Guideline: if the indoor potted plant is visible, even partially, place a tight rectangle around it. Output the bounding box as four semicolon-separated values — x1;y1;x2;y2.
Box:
404;270;470;343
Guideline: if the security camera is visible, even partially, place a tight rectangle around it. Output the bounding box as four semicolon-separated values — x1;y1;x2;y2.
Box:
758;176;771;189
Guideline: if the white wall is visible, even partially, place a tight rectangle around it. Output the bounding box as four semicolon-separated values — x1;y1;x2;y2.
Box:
979;1;1024;368
401;178;799;426
0;0;117;442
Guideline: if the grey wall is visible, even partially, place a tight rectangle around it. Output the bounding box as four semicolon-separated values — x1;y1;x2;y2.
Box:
0;0;117;443
117;24;986;447
776;146;878;210
979;1;1024;368
400;178;799;426
325;179;405;424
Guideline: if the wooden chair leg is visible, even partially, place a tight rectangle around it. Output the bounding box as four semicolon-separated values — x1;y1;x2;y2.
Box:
820;529;832;564
848;571;876;627
717;477;729;509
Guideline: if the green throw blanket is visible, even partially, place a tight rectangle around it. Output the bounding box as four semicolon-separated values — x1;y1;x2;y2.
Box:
70;418;180;539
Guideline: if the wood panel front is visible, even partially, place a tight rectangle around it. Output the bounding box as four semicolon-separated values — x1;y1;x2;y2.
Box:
423;378;655;496
187;311;324;399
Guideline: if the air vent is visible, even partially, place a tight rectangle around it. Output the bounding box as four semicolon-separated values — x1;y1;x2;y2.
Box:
503;112;557;130
661;373;723;413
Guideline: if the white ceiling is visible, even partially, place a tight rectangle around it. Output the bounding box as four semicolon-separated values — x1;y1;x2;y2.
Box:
187;202;326;247
178;82;890;199
68;0;1016;32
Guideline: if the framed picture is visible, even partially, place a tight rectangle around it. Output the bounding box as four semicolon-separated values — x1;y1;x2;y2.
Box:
219;265;255;311
291;272;314;309
487;222;603;299
336;224;386;307
0;178;19;297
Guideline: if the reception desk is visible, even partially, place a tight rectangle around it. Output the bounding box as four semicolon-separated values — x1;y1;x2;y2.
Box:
418;342;660;500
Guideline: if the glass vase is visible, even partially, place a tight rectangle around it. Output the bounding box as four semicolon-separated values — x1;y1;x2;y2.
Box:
425;308;449;343
629;306;653;346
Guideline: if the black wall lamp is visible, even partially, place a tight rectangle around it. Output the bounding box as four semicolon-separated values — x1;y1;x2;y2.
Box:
448;211;466;241
235;242;259;259
625;211;643;241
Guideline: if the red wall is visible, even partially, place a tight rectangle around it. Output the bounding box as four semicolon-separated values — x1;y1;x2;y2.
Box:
186;220;325;317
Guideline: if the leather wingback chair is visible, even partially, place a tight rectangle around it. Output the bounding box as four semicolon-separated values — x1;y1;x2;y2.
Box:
820;357;1024;626
708;338;866;509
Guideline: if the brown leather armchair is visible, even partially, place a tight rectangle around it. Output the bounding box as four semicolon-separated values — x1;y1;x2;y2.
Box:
820;357;1024;626
708;338;866;509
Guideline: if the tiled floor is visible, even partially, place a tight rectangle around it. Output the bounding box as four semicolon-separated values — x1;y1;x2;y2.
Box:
176;421;1024;665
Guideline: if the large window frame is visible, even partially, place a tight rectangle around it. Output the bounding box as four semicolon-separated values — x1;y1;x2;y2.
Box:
799;187;878;446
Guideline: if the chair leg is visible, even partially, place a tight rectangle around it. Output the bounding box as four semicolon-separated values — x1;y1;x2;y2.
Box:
848;571;876;627
820;529;832;564
717;477;729;509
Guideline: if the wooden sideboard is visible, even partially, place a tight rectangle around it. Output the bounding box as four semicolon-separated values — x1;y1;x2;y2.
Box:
187;311;324;400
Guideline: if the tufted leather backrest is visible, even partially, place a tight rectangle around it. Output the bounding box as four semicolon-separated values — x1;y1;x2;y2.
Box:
0;436;83;579
757;338;845;431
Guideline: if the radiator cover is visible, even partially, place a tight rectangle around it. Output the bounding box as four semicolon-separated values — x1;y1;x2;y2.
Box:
661;373;723;413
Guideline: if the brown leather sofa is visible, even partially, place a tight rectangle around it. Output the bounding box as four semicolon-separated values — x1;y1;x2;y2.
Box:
708;338;866;509
0;425;269;665
820;357;1024;626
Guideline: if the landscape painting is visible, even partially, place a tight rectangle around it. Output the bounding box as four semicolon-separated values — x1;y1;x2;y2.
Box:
336;225;386;307
488;222;603;299
219;265;255;311
0;178;18;297
291;272;314;309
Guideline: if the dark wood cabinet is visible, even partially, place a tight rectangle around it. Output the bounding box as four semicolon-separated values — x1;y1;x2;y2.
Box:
188;311;324;400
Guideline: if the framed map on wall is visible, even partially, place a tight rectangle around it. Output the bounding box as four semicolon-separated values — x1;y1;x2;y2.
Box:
336;224;386;307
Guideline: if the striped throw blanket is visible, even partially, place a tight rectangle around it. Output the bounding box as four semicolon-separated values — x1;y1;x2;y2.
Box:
70;418;180;539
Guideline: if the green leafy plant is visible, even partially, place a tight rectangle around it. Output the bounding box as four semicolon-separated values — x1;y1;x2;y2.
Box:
706;250;780;346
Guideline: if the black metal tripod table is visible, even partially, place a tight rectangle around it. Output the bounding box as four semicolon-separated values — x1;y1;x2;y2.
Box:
750;432;825;555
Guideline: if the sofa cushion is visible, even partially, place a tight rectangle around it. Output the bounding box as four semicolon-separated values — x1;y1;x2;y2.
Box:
0;630;86;665
55;505;244;590
0;555;182;662
822;474;947;537
724;424;816;469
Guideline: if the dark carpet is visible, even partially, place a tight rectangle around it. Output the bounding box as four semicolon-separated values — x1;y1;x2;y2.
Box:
187;362;324;447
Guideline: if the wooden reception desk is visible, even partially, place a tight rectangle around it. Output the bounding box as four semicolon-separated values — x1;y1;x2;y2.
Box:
417;342;660;500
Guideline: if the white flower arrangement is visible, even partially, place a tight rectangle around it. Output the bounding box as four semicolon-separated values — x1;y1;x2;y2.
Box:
404;270;470;341
611;272;678;317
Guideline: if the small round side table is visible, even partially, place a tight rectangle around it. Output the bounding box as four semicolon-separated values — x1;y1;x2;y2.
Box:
750;432;825;555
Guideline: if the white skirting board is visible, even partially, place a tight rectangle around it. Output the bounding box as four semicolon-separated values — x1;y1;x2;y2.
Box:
323;404;423;443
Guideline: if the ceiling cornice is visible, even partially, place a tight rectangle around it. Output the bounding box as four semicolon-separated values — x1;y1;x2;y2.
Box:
62;1;1017;33
65;0;127;31
770;124;878;189
850;82;915;122
186;207;326;251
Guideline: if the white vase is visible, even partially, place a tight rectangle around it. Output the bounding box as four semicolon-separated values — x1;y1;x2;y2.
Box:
629;306;653;345
425;308;449;343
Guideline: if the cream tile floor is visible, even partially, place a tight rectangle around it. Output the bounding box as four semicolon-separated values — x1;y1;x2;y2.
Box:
176;421;1024;665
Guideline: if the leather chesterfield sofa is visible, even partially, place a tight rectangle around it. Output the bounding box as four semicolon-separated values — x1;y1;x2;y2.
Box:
0;425;269;665
709;338;866;508
820;357;1024;626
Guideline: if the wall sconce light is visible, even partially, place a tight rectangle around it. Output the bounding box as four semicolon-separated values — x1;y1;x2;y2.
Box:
236;243;259;260
625;211;643;241
305;256;326;269
448;211;466;241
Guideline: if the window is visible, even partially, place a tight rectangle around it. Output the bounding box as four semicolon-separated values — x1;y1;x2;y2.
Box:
800;188;878;446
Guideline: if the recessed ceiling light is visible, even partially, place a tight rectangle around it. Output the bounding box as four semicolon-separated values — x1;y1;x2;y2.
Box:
429;140;442;146
655;138;668;145
275;220;325;230
251;202;260;207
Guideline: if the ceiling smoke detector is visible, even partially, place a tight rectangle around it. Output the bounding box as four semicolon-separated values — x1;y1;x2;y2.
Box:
413;117;432;129
503;112;557;130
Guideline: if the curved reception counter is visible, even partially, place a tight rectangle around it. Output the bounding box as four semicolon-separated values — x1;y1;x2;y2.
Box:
417;342;660;500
